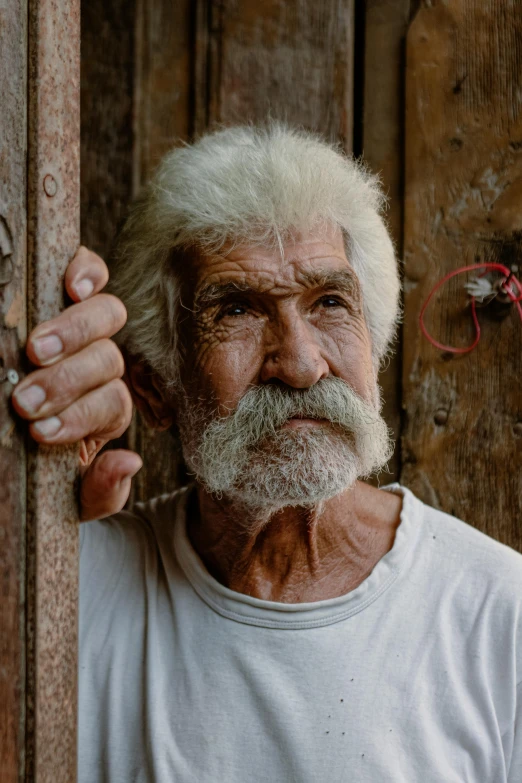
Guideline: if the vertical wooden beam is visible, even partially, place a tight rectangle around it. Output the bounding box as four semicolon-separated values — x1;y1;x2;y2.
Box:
1;0;80;777
129;0;193;502
134;0;193;182
80;0;136;258
403;1;522;547
195;0;355;145
0;0;28;779
362;0;410;484
80;0;138;478
26;0;81;778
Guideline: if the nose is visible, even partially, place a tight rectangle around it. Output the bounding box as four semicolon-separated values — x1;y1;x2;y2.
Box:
260;313;329;388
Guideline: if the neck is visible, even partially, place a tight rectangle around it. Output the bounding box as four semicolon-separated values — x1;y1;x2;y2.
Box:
186;481;403;603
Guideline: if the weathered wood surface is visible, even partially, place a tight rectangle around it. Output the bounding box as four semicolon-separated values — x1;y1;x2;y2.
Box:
363;0;410;484
0;0;28;778
81;0;194;502
403;0;522;548
80;0;141;488
195;0;355;145
134;0;192;181
128;0;193;502
26;0;81;778
81;0;136;257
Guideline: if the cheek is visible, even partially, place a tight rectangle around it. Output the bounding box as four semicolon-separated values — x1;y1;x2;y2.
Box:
190;320;264;408
317;317;374;396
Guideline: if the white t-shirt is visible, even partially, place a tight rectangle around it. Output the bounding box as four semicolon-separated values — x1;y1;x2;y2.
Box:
78;483;522;783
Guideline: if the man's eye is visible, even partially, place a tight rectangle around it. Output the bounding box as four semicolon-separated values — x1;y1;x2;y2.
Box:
318;296;343;309
220;303;248;318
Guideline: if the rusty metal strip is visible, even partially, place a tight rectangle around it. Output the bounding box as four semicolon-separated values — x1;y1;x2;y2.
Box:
26;0;81;779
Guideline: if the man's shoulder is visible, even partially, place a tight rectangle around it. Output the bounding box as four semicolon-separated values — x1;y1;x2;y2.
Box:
79;485;193;623
413;489;522;595
80;485;191;575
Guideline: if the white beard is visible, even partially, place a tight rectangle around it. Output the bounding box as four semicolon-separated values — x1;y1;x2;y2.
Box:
178;377;393;514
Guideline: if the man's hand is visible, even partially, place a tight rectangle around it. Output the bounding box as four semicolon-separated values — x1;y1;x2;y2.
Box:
11;246;142;521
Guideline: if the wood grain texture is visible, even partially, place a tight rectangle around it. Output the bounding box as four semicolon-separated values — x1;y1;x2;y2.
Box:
0;0;28;778
80;0;138;466
129;0;193;502
363;0;410;485
80;0;194;503
26;0;81;778
403;0;522;547
134;0;193;181
80;0;136;258
197;0;355;145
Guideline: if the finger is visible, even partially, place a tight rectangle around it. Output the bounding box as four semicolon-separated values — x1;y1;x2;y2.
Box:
29;378;133;446
65;246;109;302
80;449;142;522
26;294;127;367
13;339;124;421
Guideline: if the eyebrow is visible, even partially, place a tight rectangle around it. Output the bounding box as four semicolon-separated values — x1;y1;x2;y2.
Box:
193;280;256;311
193;267;361;312
299;268;361;298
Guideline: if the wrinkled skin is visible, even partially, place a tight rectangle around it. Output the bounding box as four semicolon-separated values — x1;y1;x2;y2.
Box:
174;226;402;601
12;247;142;522
182;230;376;410
14;228;402;603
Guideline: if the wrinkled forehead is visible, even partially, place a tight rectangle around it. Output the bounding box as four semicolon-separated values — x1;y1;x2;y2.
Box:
189;225;359;296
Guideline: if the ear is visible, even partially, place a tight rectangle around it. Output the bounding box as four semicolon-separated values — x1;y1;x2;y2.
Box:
123;351;175;431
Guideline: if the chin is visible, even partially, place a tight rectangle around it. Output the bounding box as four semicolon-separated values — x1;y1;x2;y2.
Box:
210;429;362;512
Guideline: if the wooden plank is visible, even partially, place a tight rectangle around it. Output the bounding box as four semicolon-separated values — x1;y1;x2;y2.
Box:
129;0;193;502
26;0;81;778
80;0;137;466
80;0;193;504
362;0;410;485
403;1;522;548
0;0;28;778
80;0;136;258
134;0;193;180
196;0;355;145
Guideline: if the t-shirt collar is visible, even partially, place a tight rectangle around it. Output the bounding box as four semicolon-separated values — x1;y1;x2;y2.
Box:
173;483;423;629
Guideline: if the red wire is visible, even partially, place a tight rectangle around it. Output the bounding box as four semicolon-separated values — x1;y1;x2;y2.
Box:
419;263;522;354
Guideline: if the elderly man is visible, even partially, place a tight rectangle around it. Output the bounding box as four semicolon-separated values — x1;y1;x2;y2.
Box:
13;125;522;782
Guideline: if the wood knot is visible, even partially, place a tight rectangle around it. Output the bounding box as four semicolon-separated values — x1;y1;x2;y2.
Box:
434;409;449;426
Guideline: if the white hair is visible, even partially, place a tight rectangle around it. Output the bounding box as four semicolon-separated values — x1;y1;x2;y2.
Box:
108;123;401;384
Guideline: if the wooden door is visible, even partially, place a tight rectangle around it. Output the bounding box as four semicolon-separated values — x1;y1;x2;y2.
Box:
403;0;522;546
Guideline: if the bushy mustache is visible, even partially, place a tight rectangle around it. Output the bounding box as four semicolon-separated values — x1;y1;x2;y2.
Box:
200;377;379;451
179;376;393;510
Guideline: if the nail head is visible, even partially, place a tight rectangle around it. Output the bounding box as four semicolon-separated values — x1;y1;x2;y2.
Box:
43;174;57;197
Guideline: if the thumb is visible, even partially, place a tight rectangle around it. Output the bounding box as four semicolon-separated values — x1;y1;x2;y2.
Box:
80;449;143;522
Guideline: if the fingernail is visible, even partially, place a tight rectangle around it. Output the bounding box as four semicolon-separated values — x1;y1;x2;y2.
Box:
32;334;63;361
33;416;62;437
14;384;46;413
73;278;94;300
